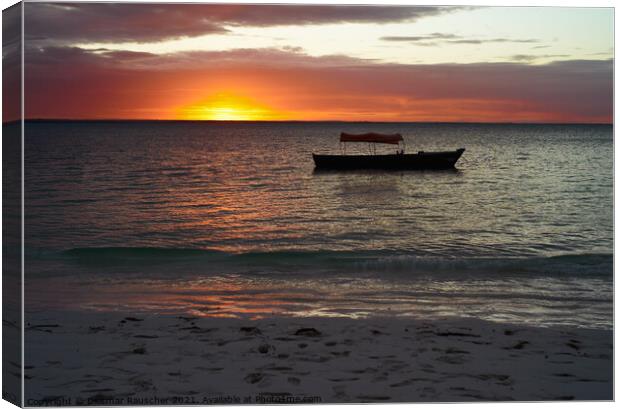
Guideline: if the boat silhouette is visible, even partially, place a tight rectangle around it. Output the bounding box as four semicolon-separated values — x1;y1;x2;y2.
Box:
313;132;465;170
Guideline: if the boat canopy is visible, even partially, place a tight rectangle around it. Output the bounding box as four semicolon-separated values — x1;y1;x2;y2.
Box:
340;132;403;145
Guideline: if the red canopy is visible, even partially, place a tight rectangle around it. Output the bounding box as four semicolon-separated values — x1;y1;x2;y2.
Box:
340;132;403;145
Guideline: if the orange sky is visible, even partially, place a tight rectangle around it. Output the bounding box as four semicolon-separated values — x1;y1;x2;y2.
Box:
11;3;614;123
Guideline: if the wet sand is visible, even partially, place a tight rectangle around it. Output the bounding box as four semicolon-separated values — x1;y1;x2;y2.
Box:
22;312;612;405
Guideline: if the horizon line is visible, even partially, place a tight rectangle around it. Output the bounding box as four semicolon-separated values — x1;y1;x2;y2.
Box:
4;118;613;126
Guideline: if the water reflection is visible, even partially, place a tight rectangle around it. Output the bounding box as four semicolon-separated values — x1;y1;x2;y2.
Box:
25;122;612;257
23;122;613;330
26;272;613;329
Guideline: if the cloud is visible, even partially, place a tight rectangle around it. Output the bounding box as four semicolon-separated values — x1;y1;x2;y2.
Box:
24;46;612;123
25;3;228;43
449;38;538;44
381;33;539;46
510;54;570;61
25;46;376;71
25;3;463;44
379;33;460;42
208;5;462;26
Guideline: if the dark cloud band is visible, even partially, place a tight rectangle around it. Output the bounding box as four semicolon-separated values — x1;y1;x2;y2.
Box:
381;33;539;45
25;3;463;43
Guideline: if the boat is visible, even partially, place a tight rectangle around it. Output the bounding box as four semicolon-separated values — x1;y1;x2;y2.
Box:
312;132;465;170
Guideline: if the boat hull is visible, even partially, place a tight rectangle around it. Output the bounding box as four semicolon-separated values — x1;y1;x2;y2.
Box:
313;148;465;170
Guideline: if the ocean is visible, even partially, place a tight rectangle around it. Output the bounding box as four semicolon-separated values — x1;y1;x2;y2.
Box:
24;121;613;329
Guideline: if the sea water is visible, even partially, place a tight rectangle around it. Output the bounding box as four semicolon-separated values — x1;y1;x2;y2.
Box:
24;121;613;328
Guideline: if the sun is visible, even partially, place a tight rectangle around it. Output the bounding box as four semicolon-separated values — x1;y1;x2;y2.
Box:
177;93;285;121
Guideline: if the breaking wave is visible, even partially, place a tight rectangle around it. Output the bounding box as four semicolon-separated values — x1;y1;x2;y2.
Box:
50;247;613;279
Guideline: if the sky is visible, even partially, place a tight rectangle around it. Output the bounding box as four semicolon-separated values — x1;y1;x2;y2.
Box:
18;2;614;122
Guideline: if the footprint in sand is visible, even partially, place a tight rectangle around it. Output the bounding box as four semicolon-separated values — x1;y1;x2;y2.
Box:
244;373;264;384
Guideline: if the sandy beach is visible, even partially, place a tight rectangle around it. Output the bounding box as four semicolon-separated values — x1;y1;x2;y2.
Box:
23;311;612;404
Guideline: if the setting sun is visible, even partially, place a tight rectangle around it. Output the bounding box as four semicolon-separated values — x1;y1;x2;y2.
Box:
177;93;287;121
